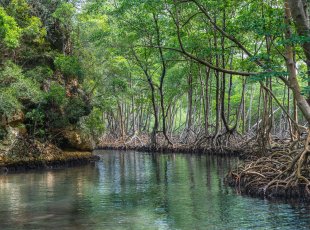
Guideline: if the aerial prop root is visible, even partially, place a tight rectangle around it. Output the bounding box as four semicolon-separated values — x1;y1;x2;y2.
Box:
227;131;310;199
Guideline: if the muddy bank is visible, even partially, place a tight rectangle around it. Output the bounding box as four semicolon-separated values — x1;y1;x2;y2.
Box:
0;151;100;173
0;137;100;173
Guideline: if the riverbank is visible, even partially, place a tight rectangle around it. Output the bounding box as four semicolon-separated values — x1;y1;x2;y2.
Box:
0;151;100;173
99;145;242;156
0;137;100;173
97;134;245;156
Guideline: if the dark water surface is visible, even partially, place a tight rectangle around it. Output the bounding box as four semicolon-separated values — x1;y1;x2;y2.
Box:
0;150;309;230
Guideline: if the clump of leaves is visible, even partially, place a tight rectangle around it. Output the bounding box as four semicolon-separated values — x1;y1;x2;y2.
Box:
44;82;68;106
65;97;91;124
0;6;21;48
25;65;53;83
54;54;83;81
79;107;105;140
0;61;42;117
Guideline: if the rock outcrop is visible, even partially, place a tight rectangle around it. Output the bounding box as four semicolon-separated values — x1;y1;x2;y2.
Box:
61;127;94;151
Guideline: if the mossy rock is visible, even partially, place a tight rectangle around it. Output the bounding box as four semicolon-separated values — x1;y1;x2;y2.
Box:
61;128;93;151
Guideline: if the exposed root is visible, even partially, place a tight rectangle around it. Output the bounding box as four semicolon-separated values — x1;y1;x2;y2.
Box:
98;133;243;155
227;135;310;200
125;133;145;146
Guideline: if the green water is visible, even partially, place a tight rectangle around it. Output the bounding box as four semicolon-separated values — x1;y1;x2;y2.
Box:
0;150;309;229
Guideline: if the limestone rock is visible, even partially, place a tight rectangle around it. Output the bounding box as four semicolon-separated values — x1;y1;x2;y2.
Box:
62;128;93;151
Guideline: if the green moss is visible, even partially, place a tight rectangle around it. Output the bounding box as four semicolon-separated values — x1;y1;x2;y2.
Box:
1;151;92;165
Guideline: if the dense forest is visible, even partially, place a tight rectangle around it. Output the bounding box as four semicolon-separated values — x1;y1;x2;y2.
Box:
0;0;310;199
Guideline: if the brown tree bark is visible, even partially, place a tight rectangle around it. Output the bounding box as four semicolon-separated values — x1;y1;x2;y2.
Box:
285;1;310;125
153;13;173;146
287;0;310;102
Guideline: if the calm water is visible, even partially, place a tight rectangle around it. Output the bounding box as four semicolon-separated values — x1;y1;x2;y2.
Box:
0;150;309;230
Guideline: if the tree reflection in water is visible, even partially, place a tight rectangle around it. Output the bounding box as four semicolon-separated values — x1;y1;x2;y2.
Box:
0;150;309;230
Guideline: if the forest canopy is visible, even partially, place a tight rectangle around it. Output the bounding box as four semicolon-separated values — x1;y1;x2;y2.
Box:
0;0;309;145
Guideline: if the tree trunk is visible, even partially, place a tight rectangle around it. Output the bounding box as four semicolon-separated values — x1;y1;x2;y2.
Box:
287;0;310;102
286;1;310;125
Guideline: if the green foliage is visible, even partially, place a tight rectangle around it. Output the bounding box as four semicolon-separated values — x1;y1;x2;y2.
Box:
79;14;109;45
0;61;42;116
52;2;75;37
79;107;105;138
6;0;30;24
52;2;75;25
5;0;46;45
0;0;94;145
23;16;47;44
25;108;46;137
54;54;83;80
65;97;91;124
278;35;310;46
25;66;53;83
0;7;21;48
44;82;67;106
111;77;128;92
0;90;21;116
248;71;288;82
1;0;310;144
301;86;310;96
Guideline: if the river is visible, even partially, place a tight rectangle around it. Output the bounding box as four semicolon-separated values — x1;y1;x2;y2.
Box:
0;150;309;229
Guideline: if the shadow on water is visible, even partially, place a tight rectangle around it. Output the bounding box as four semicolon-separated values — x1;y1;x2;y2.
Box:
0;150;309;229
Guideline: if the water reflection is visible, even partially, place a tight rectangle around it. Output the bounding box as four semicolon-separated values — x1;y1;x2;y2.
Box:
0;150;309;229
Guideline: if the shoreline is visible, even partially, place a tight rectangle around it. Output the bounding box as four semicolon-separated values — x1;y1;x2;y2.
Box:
1;143;308;202
97;145;244;157
0;151;100;173
0;144;242;174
